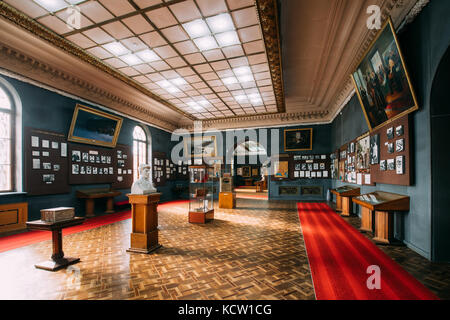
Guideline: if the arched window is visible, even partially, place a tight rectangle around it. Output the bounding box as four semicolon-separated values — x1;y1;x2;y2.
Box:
0;84;14;192
133;125;148;181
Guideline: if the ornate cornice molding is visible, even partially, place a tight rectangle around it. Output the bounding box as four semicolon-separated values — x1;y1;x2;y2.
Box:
0;43;178;132
256;0;286;113
0;1;195;121
185;110;329;130
400;0;430;28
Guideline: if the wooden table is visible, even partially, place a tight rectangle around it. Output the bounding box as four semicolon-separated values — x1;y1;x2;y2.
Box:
26;217;85;271
353;191;410;244
330;186;361;216
76;188;121;218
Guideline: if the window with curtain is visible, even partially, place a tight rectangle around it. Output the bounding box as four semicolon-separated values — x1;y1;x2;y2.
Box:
0;85;13;192
133;125;148;181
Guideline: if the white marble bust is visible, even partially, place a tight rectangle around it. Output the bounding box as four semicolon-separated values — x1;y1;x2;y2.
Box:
131;164;157;195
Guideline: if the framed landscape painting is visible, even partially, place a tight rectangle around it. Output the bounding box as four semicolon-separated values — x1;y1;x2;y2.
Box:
351;18;418;132
284;128;313;151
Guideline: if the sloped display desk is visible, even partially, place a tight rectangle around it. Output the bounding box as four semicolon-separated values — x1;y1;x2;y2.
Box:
353;191;410;244
76;188;121;218
26;217;85;271
331;186;361;216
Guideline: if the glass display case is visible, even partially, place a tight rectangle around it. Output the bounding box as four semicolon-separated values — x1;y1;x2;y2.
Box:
188;165;214;223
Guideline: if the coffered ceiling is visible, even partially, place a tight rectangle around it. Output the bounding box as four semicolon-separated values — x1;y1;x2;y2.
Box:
0;0;427;131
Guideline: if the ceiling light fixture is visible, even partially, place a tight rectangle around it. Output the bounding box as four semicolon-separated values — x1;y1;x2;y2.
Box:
120;54;143;66
238;74;255;83
136;49;160;62
198;99;209;106
33;0;68;12
103;42;130;56
170;77;187;86
182;19;210;39
233;66;252;76
206;13;235;33
166;86;180;94
193;36;218;51
216;31;240;47
234;95;248;102
222;77;238;85
156;80;172;88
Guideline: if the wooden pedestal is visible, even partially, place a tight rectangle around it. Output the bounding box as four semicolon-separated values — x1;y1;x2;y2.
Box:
373;211;395;244
360;207;374;233
335;195;342;212
219;192;236;209
189;210;214;224
341;197;354;216
126;193;161;254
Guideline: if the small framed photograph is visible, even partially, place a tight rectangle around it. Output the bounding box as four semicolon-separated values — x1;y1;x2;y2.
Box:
42;140;50;148
117;176;123;182
101;156;106;163
93;167;98;175
387;159;395;171
61;143;67;157
72;164;79;174
380;160;387;171
396;139;404;152
300;171;305;178
51;141;59;149
117;150;122;159
42;151;49;157
294;171;299;178
89;155;95;163
43;162;51;170
82;152;89;162
301;163;307;171
31;136;39;148
396;156;405;175
317;171;322;178
95;156;100;163
109;167;114;175
71;150;81;162
313;163;319;170
86;166;92;174
43;174;55;184
107;156;111;164
80;166;86;174
295;164;301;170
53;164;60;171
32;151;40;157
320;163;325;170
387;143;394;154
123;154;128;160
396;125;404;137
311;172;317;178
387;127;394;140
99;168;103;175
32;158;40;170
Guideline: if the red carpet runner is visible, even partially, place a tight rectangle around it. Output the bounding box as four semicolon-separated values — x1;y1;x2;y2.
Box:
0;200;189;253
297;202;438;300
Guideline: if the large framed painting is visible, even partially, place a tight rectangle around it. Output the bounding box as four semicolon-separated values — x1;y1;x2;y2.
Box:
284;128;313;151
185;135;217;158
273;160;289;179
68;104;123;148
351;18;418;132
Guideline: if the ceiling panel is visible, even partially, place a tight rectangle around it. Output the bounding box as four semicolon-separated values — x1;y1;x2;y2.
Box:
5;0;280;120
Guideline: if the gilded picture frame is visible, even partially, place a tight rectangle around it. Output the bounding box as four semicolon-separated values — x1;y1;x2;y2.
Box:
185;135;218;158
68;104;123;148
351;18;419;132
284;128;313;151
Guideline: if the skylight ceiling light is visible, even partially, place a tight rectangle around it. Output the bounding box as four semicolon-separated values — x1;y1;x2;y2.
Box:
198;99;209;106
103;42;130;56
206;13;235;34
238;74;254;83
182;19;210;39
136;49;160;62
187;101;202;110
171;77;187;86
33;0;68;12
233;66;252;76
222;77;238;85
193;36;218;51
166;86;180;94
234;95;248;102
120;54;143;66
156;80;172;88
216;31;240;47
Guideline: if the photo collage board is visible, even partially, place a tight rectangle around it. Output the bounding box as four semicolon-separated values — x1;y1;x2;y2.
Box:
153;152;168;187
270;154;331;181
68;143;133;187
332;114;411;186
25;127;70;196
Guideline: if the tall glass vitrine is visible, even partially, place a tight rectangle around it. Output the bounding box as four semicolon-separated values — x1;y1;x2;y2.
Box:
188;165;214;223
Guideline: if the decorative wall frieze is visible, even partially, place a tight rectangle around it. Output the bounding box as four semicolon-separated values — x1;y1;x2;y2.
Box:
0;2;195;121
0;43;178;132
255;0;286;113
183;110;329;131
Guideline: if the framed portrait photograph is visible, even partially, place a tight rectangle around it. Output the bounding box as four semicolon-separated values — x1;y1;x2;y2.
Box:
355;136;370;170
396;139;404;152
185;135;217;158
242;166;251;178
284;128;313;151
351;18;419;132
370;134;380;165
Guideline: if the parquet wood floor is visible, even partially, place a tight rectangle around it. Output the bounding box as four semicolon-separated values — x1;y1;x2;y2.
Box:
0;199;448;300
0;199;315;300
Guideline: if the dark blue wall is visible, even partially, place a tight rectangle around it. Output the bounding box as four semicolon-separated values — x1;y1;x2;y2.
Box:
331;0;450;260
0;75;181;220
